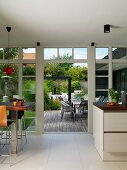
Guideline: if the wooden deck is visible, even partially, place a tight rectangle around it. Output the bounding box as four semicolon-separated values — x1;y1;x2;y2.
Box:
44;110;88;132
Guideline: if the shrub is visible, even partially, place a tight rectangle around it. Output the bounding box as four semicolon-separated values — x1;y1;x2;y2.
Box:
50;99;61;110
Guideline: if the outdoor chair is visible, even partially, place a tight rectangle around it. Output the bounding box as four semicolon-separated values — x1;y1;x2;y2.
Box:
97;96;105;102
61;101;76;121
103;97;108;102
77;100;88;117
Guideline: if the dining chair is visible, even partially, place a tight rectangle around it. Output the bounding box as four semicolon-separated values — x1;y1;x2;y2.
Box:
77;100;88;118
0;105;15;165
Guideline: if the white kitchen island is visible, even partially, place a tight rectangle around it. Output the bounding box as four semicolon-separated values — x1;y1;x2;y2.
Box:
93;103;127;161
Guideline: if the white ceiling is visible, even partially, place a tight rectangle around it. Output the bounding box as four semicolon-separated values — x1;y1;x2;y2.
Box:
0;0;127;47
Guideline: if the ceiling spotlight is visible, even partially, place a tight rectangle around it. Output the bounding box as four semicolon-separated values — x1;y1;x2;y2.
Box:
104;24;110;33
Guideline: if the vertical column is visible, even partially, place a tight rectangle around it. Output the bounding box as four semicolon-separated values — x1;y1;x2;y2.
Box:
88;46;95;133
18;47;23;98
68;78;71;102
36;46;44;134
108;46;112;89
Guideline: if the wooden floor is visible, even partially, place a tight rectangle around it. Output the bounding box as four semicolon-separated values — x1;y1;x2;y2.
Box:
44;110;88;132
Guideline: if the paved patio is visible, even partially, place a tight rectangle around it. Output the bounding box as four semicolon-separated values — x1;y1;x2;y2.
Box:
44;110;88;132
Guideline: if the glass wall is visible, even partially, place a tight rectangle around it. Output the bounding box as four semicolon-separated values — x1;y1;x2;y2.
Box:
2;46;127;132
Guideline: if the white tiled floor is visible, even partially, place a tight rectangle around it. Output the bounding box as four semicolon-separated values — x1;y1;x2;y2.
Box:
0;133;127;170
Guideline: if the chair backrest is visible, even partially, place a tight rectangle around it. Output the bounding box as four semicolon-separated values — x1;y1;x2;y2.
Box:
79;100;88;109
61;101;73;112
103;97;108;102
0;105;7;127
98;96;104;102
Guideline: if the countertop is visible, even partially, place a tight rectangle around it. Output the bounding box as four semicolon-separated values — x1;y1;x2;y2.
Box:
93;102;127;112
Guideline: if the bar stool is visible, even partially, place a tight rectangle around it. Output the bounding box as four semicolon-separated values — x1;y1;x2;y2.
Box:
0;105;15;165
17;111;27;148
8;110;27;151
12;99;27;145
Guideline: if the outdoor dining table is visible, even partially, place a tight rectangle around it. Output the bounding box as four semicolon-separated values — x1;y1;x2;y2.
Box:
73;101;80;113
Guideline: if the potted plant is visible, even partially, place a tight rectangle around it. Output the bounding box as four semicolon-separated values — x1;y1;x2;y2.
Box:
108;88;119;103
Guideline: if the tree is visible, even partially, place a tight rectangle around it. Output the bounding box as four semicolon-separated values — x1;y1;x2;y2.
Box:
44;53;73;76
59;53;73;71
67;66;87;81
44;63;65;77
44;53;73;94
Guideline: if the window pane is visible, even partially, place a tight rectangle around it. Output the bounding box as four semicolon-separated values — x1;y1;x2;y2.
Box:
0;48;19;59
23;77;36;102
0;64;18;100
0;48;4;59
23;48;36;59
96;63;109;98
59;48;72;59
74;48;87;59
44;48;57;59
23;64;36;76
112;48;127;59
96;48;108;59
23;77;36;131
113;63;127;93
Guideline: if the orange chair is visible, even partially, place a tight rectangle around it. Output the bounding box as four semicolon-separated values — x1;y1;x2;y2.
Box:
0;105;14;165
